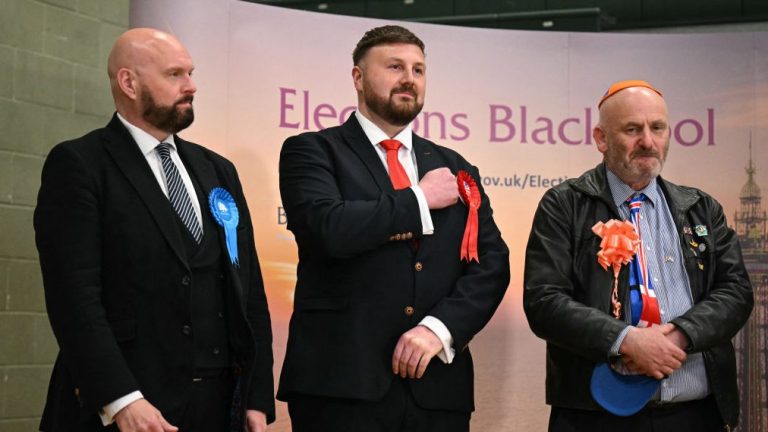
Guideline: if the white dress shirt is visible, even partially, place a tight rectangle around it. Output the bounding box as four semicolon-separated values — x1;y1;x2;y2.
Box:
116;113;203;230
355;111;455;363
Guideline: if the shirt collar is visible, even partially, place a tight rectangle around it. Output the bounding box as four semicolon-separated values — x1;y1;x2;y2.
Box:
355;110;413;151
116;112;176;157
606;168;660;208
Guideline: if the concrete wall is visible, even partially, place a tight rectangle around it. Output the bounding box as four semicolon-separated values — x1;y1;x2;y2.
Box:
0;0;127;429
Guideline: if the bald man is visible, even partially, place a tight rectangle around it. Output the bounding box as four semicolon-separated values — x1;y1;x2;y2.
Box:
523;80;752;431
34;28;274;432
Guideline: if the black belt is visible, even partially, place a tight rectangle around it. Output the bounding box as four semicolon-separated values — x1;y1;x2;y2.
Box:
645;394;712;411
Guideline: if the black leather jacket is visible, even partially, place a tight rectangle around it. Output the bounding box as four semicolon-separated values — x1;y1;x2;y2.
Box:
523;163;753;428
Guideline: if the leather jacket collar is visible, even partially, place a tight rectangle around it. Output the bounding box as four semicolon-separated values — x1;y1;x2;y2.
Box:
571;163;700;219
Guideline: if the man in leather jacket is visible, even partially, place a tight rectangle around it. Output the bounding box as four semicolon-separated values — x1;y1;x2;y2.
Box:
524;80;753;431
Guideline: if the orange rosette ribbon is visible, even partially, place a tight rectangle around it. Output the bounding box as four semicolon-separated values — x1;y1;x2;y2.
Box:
592;219;639;319
457;170;481;263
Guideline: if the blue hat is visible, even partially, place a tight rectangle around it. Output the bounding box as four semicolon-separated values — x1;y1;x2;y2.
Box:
590;362;660;416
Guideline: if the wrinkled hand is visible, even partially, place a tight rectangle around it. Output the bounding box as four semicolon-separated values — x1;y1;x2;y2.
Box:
419;168;459;210
114;399;177;432
392;325;443;379
619;326;687;380
245;410;267;432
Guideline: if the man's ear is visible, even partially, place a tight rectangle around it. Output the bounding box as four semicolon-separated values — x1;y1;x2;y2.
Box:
593;126;608;154
352;65;363;92
116;68;138;101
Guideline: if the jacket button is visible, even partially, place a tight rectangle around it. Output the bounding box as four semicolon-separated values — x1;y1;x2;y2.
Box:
212;347;220;355
404;306;415;316
181;275;191;286
414;262;423;271
182;325;192;335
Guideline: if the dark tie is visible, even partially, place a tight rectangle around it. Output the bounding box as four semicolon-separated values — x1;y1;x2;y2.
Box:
627;193;660;327
379;139;411;190
156;143;203;243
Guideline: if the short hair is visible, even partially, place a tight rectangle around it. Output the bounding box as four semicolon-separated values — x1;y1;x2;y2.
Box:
352;25;425;65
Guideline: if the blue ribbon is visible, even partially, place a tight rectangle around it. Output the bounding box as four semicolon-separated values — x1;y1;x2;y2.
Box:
209;187;239;266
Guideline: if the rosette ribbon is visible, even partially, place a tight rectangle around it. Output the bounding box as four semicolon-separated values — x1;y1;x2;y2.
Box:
209;187;240;267
457;170;481;263
591;219;639;319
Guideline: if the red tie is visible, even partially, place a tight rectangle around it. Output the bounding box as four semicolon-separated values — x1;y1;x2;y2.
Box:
379;139;411;190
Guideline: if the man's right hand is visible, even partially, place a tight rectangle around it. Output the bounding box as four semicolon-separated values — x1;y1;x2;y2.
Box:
618;325;687;380
418;167;459;210
114;399;178;432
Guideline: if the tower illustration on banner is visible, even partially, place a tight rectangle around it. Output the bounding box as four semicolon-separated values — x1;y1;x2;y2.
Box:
732;137;768;432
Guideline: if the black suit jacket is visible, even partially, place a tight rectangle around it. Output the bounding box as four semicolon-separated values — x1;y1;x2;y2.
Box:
34;114;274;430
276;115;510;412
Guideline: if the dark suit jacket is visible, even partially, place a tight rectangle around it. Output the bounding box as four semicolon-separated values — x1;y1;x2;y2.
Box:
34;114;275;430
276;115;510;412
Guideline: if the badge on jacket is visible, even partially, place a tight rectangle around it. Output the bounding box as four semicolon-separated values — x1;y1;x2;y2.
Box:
209;187;240;266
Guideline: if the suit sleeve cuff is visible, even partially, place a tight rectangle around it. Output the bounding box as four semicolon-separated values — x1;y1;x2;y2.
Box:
410;185;434;235
100;391;143;426
419;316;455;363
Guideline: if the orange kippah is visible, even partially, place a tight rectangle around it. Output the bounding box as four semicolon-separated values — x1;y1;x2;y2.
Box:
598;80;663;108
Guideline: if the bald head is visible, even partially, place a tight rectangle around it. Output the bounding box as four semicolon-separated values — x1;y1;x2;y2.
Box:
593;85;670;190
107;28;196;140
597;86;668;128
107;28;189;81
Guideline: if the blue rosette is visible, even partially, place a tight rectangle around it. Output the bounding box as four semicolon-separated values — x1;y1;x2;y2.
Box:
209;187;240;267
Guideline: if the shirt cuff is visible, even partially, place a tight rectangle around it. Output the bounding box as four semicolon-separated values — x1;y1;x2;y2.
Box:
410;185;434;235
100;391;143;426
609;326;633;356
419;315;455;364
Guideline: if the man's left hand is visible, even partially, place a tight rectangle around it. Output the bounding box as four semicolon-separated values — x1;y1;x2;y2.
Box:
245;410;267;432
392;325;443;379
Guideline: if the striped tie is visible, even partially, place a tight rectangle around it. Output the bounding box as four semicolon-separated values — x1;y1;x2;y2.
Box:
156;143;202;243
627;193;661;327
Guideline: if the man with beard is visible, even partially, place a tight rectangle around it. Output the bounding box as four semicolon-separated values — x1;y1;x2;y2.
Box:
277;25;510;432
524;80;753;431
34;28;274;432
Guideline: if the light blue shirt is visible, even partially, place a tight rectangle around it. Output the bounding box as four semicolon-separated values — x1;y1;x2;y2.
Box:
606;170;709;403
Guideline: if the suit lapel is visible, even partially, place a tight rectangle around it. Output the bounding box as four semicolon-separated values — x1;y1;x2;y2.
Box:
340;115;393;191
412;135;444;180
176;139;228;265
412;135;457;255
178;141;247;307
102;115;189;267
177;139;218;214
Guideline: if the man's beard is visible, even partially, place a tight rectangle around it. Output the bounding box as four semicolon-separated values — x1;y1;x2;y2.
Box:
364;81;423;126
141;89;194;134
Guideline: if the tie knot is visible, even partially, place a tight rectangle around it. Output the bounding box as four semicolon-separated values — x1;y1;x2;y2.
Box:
627;193;647;214
627;192;647;205
156;142;172;159
379;139;402;152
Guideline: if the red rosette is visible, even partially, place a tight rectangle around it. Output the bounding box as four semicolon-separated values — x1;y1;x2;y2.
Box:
592;219;639;319
457;170;481;262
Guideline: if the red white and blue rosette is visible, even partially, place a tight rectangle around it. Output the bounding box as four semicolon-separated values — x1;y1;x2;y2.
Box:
209;187;239;267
